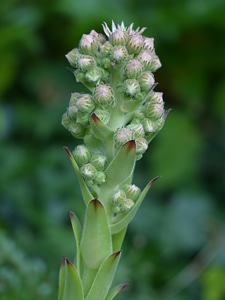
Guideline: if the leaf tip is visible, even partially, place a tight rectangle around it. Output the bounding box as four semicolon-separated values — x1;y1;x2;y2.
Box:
149;175;161;186
63;146;73;158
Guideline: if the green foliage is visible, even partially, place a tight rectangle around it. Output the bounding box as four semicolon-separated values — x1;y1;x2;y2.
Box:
1;0;225;299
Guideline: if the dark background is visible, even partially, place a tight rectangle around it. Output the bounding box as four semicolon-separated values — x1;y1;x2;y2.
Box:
1;0;225;299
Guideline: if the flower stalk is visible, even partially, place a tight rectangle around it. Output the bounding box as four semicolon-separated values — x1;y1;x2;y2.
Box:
59;21;168;300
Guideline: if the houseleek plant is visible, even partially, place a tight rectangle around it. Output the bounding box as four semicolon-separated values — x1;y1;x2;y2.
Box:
58;21;169;300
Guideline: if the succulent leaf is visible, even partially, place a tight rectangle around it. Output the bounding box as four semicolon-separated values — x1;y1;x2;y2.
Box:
80;199;112;269
105;283;128;300
58;257;84;300
85;251;121;300
69;211;82;271
90;113;114;141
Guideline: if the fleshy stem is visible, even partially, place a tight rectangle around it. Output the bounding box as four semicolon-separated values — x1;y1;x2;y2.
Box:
59;21;169;300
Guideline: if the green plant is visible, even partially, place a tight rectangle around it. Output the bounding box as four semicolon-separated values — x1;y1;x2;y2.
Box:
58;21;168;300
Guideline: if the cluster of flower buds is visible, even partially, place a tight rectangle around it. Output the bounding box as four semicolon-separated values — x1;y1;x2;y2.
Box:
62;20;168;199
111;184;141;214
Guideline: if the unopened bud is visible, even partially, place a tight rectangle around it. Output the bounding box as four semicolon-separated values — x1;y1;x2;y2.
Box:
100;41;113;56
65;48;80;67
123;79;140;97
79;33;98;54
73;145;91;166
127;34;144;54
76;111;90;125
142;118;156;133
114;127;133;147
80;163;97;181
124;59;144;79
143;37;154;51
68;123;86;139
90;153;107;170
145;100;164;120
85;67;103;84
124;184;141;201
148;92;164;104
111;189;126;206
136;50;153;70
76;94;95;113
94;84;115;107
127;123;145;139
94;171;106;185
61;113;70;128
139;71;155;92
110;29;128;45
111;45;128;63
69;92;80;106
77;55;96;72
149;55;162;72
120;198;134;213
67;105;78;120
94;108;110;124
135;137;148;155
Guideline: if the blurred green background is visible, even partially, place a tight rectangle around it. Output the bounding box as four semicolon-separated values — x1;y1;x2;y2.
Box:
1;0;225;299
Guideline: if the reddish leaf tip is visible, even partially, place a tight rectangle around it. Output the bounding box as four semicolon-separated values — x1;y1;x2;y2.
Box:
148;175;161;186
91;113;101;123
63;146;73;158
112;250;122;259
90;198;104;209
124;140;136;153
119;283;128;291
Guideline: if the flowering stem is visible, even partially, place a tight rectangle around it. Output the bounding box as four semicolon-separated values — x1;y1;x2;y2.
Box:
59;21;168;300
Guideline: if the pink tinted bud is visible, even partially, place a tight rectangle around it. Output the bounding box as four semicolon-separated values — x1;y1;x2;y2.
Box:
76;94;95;113
124;59;144;79
77;55;96;71
143;37;154;51
94;84;115;107
123;79;140;97
114;127;133;147
127;34;144;54
65;48;80;67
79;33;98;54
111;45;128;63
110;29;129;45
139;71;155;92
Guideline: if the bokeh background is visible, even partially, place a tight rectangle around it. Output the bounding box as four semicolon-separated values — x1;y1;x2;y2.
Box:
1;0;225;299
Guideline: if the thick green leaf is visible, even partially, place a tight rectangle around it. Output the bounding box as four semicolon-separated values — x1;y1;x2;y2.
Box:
105;283;128;300
112;227;127;252
58;257;84;300
64;146;93;205
85;251;121;300
69;211;82;271
110;176;160;234
104;140;136;188
80;199;112;269
90;113;114;141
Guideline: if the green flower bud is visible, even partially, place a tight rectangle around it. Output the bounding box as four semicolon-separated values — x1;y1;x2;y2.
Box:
89;30;106;45
148;91;164;104
114;127;133;147
123;79;141;97
73;145;91;166
76;111;90;125
94;171;106;185
79;33;99;54
123;184;141;201
124;59;144;79
120;198;134;213
135;137;148;155
61;112;70;128
93;84;115;107
76;94;95;113
85;67;109;84
139;71;155;92
67;105;78;120
100;41;113;56
111;45;128;63
65;48;80;67
127;34;144;54
145;94;164;120
127;123;145;139
69;92;80;106
77;55;96;72
94;108;110;124
68;122;86;139
109;29;128;45
80;163;97;181
111;189;126;206
90;153;107;170
142;118;157;133
136;50;153;70
143;37;154;51
149;55;162;72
